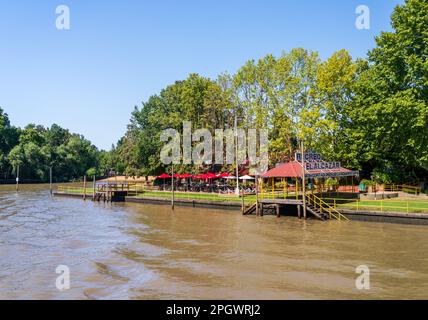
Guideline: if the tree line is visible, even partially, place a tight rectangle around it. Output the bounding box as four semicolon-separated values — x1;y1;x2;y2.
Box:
111;0;427;184
0;108;113;182
1;0;426;184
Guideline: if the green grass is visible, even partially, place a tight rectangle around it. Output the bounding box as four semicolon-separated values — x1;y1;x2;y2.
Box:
336;199;428;213
133;190;257;203
57;187;87;195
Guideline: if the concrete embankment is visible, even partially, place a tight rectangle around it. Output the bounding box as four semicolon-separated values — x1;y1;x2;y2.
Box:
126;196;242;211
340;209;428;225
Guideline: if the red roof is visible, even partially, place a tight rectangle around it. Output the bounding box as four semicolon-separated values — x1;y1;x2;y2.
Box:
262;161;303;178
262;161;357;178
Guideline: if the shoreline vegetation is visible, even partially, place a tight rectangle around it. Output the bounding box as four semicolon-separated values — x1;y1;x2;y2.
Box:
1;0;427;190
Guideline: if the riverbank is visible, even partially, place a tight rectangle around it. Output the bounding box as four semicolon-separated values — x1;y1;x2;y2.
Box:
54;192;428;225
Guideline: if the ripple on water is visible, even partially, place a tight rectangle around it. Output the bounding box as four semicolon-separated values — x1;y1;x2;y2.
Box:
1;184;428;299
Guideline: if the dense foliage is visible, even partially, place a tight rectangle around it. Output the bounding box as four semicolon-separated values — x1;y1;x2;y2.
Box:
0;109;103;182
1;0;427;184
111;0;427;183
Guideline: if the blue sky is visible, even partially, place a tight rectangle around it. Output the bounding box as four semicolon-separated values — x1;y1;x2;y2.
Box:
0;0;403;150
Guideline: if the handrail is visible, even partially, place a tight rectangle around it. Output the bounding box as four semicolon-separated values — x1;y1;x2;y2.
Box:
319;196;428;214
384;184;421;194
306;193;350;221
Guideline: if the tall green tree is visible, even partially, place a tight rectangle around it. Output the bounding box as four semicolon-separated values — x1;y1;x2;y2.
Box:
349;0;428;181
0;108;20;178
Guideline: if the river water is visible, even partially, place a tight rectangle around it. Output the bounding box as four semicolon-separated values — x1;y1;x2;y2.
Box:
1;184;427;299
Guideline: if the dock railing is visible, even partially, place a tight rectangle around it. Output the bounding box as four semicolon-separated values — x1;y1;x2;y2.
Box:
384;184;422;195
259;182;301;201
320;197;428;214
306;193;350;221
126;183;255;203
57;185;90;195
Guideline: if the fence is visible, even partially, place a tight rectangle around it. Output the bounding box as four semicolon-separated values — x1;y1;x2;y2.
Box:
384;184;422;195
127;183;255;203
321;197;428;214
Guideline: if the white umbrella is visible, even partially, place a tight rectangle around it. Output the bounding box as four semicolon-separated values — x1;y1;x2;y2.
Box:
239;175;255;180
224;176;237;179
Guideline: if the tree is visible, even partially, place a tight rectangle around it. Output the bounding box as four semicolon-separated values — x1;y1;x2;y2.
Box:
349;0;428;181
1;109;101;182
316;50;358;164
0;107;19;178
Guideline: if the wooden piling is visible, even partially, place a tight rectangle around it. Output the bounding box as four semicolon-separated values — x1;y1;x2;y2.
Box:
298;205;301;219
255;175;260;216
301;140;307;220
16;164;19;192
92;175;96;201
241;189;245;214
49;166;53;196
171;165;175;211
276;204;280;218
83;175;87;200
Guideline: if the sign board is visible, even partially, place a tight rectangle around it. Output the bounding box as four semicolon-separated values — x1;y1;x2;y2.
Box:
306;171;359;178
295;152;322;162
305;161;341;170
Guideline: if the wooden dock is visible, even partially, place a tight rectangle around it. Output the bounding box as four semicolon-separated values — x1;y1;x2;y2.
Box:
55;183;349;221
248;199;307;218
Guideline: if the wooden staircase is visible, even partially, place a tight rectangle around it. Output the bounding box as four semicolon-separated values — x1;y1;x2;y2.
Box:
94;192;104;201
306;193;349;221
243;203;257;215
305;204;329;221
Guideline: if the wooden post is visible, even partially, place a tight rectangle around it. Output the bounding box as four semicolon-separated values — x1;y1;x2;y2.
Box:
241;188;245;214
297;204;301;219
295;178;298;200
49;166;53;196
276;204;280;218
286;181;288;197
260;203;264;217
105;180;108;202
171;165;175;211
83;175;87;200
16;164;20;192
93;175;96;201
255;175;260;216
271;178;274;199
301;140;307;220
283;178;286;198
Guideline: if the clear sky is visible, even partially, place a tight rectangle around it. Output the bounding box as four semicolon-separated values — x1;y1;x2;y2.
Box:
0;0;403;150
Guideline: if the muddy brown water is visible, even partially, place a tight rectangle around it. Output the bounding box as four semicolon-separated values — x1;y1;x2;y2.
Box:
1;184;427;299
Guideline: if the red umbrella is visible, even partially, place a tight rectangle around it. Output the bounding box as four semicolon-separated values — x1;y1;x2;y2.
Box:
217;172;231;178
157;173;171;179
206;173;217;179
180;174;193;178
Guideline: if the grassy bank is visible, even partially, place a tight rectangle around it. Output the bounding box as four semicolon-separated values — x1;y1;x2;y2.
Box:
56;186;428;214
